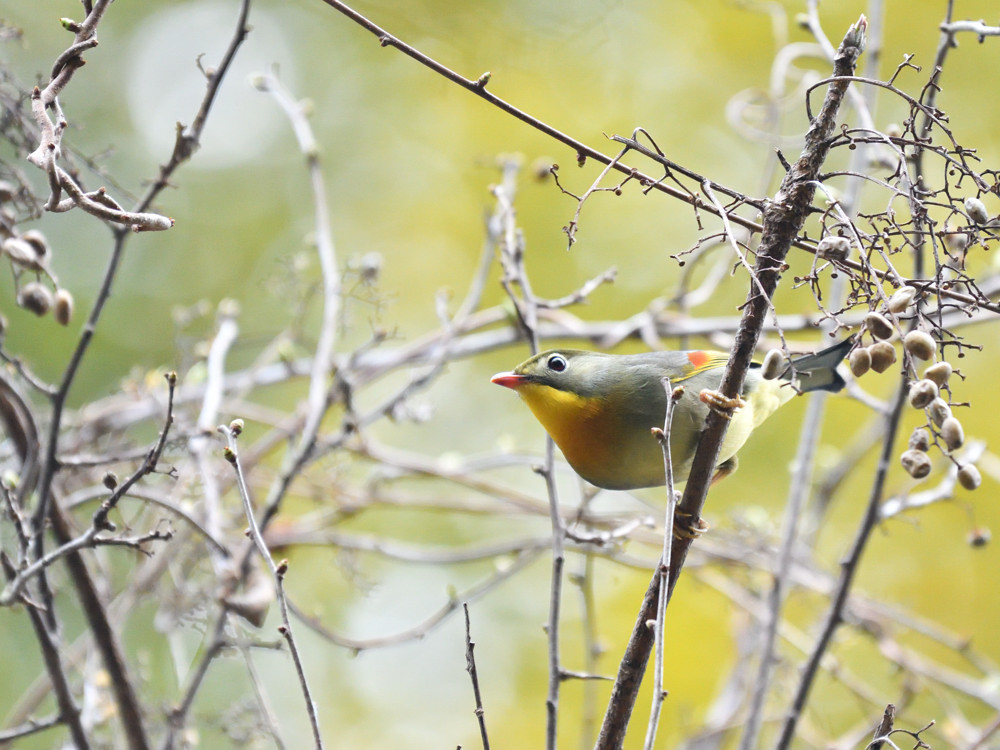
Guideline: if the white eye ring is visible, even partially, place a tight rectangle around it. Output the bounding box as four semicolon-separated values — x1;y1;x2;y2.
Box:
547;354;568;372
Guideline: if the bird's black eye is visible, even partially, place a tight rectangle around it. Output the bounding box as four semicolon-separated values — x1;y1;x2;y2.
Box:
546;354;568;372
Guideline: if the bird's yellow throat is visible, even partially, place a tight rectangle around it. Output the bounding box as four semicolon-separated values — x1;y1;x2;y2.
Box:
514;382;636;488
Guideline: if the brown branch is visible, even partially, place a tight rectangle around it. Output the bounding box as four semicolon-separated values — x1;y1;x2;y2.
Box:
0;365;156;749
594;16;868;750
146;0;252;197
16;3;252;746
463;603;492;750
0;556;91;749
38;372;178;750
31;0;252;554
17;8;249;750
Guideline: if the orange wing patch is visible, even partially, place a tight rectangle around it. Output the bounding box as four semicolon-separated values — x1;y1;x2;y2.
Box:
676;351;728;383
686;350;712;368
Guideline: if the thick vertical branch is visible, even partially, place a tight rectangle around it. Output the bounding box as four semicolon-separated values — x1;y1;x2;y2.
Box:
593;17;867;750
671;8;867;621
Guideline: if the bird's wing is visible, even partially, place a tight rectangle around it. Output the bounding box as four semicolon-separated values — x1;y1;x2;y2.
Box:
613;350;731;389
672;350;731;384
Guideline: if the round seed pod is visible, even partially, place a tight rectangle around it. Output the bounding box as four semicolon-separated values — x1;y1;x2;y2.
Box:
958;464;982;491
868;342;897;373
20;230;50;266
940;417;964;451
904;330;935;361
908;428;930;452
923;361;952;388
2;237;46;273
761;349;785;381
908;379;938;409
848;347;871;377
865;311;895;340
53;289;74;326
886;286;917;314
17;282;52;316
964;196;989;224
900;449;932;479
816;236;850;261
928;398;951;427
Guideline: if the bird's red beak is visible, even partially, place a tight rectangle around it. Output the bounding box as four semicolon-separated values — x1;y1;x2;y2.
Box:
491;372;529;390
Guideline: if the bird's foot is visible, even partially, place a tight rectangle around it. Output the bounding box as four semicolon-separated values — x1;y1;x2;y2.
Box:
699;389;745;419
710;456;738;485
673;510;710;540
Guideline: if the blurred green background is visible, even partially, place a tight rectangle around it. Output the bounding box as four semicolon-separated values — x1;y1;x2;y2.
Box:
1;1;999;748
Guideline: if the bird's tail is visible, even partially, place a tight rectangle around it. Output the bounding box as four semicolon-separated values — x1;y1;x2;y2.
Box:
785;337;855;393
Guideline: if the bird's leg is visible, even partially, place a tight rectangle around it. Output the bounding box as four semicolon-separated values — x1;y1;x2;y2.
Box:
698;389;745;419
710;456;738;485
673;511;709;539
671;458;738;539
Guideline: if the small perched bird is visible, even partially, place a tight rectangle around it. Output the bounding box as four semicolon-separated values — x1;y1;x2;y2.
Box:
491;338;852;491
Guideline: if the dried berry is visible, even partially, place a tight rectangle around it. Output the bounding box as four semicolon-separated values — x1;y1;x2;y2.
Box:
964;196;989;224
848;347;871;377
958;464;982;491
868;342;897;373
904;330;935;361
761;349;785;380
17;282;52;316
900;449;932;479
908;379;938;409
940;417;964;451
53;289;73;326
923;361;952;388
2;237;47;273
908;428;930;452
865;311;895;340
20;230;50;265
928;398;951;427
886;286;917;314
816;236;850;261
